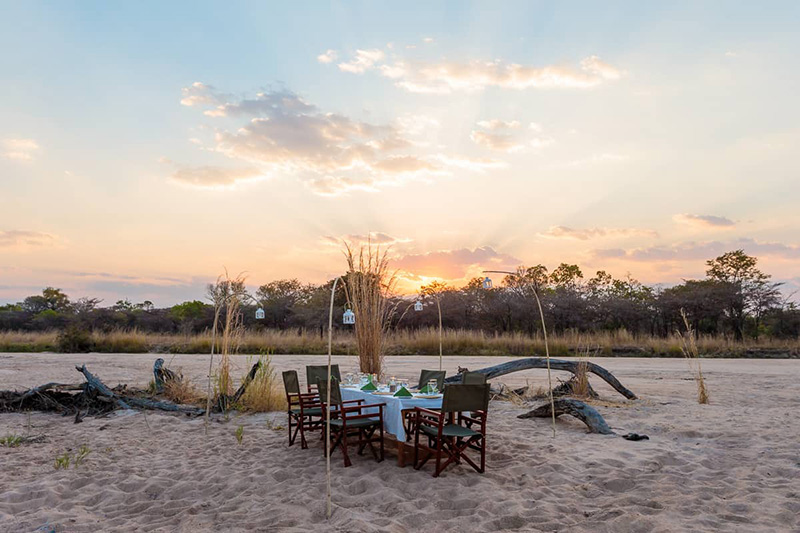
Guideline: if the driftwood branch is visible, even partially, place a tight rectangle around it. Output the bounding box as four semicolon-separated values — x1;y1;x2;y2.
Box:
445;358;637;400
518;398;614;435
153;358;178;393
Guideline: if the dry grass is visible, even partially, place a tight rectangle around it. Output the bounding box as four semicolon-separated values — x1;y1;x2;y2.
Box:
237;354;287;412
680;309;710;404
344;242;399;377
161;370;205;405
2;327;799;358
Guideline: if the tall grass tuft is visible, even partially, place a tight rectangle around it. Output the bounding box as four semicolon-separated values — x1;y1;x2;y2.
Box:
344;242;399;377
238;354;287;412
680;309;710;404
205;271;248;422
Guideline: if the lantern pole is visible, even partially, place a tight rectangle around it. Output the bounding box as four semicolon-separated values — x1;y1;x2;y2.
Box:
483;270;556;438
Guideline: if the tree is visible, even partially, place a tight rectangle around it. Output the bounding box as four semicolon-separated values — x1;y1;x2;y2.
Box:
22;287;71;313
705;250;781;340
255;279;313;329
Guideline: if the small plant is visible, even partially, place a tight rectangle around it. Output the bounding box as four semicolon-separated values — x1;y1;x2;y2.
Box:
53;445;91;470
680;309;710;404
75;445;91;466
54;452;70;470
1;434;23;447
235;425;244;445
238;354;287;412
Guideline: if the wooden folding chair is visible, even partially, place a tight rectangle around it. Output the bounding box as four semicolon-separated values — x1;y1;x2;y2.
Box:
413;383;490;477
282;370;323;449
306;365;341;393
402;369;446;440
318;377;385;468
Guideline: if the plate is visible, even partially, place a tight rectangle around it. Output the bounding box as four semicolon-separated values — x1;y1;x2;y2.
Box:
414;394;442;399
371;391;394;395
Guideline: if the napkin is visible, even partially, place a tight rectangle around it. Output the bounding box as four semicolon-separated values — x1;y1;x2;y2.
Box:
360;382;378;391
393;386;412;397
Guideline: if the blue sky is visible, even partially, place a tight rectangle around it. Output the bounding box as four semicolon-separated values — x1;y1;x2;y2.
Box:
1;1;799;304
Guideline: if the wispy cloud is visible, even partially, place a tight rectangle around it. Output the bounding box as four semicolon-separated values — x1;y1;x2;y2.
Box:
317;49;338;64
394;246;520;279
0;230;58;249
1;138;40;161
338;49;385;74
174;83;495;195
673;213;735;229
540;226;658;241
321;232;412;246
329;49;623;93
169;166;266;188
593;238;800;262
470;119;552;153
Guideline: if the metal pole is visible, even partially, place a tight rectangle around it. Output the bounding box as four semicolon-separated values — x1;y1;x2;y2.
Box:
484;270;556;438
325;277;339;519
436;294;443;372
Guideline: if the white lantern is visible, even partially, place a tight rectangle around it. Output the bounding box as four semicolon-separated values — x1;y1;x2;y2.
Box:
414;300;423;312
255;307;265;320
482;276;493;289
342;308;355;325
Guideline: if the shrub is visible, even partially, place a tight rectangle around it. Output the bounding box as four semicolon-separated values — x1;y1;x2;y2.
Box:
57;326;93;353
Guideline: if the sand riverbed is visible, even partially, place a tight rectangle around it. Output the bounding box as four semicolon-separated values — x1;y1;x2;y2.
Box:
1;353;798;532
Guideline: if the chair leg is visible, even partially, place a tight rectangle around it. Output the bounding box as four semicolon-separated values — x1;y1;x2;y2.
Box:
299;416;308;449
433;437;443;478
341;430;352;467
379;422;384;462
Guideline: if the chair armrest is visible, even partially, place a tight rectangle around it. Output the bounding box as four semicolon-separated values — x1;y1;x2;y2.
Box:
341;399;364;405
414;406;443;418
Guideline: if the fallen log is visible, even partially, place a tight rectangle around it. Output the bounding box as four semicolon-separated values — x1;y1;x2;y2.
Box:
444;358;637;400
76;365;204;416
518;398;615;435
216;361;261;412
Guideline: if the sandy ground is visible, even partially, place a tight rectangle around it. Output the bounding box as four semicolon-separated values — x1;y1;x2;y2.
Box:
1;353;799;532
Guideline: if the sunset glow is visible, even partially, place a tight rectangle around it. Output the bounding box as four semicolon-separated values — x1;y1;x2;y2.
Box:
2;2;799;305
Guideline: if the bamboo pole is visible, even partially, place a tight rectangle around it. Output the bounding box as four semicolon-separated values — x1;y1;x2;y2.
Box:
325;276;340;520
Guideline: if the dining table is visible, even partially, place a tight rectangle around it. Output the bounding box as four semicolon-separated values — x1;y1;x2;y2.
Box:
339;385;443;443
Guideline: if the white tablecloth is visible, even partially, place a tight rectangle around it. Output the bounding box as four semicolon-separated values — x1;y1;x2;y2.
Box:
339;387;442;441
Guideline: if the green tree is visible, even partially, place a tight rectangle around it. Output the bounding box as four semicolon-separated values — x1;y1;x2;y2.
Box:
705;250;781;340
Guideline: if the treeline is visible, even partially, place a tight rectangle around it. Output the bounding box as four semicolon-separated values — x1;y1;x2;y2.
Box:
1;250;798;341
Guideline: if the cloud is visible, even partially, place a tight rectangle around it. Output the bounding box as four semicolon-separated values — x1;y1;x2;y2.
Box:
329;50;623;93
169;166;265;188
470;120;552;153
174;83;491;195
317;49;338;64
593;238;800;262
2;138;40;161
476;120;521;131
322;232;411;246
422;37;435;44
0;230;57;249
180;82;225;107
338;49;386;74
394;246;521;279
470;130;526;153
540;226;658;241
673;213;735;229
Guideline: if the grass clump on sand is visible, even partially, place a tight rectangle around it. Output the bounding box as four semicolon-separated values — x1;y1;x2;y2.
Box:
680;309;710;404
237;354;287;413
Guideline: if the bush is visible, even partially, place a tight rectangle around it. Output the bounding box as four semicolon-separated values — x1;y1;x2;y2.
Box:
57;326;93;353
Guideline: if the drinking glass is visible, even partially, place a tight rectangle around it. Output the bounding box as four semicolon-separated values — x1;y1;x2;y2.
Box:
428;379;438;395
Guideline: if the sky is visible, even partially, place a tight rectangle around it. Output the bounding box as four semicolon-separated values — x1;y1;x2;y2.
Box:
1;1;799;306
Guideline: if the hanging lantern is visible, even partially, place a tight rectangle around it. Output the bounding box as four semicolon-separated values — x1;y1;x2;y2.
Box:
255;307;265;320
342;307;355;325
414;300;424;312
482;276;493;289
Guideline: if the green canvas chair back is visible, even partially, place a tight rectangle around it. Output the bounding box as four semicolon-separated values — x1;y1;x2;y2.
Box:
461;371;487;385
316;376;342;407
441;384;490;414
417;369;446;390
306;365;341;389
282;370;300;395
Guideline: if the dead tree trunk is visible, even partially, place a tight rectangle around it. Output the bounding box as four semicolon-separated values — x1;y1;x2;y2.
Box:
519;398;614;435
443;358;637;400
